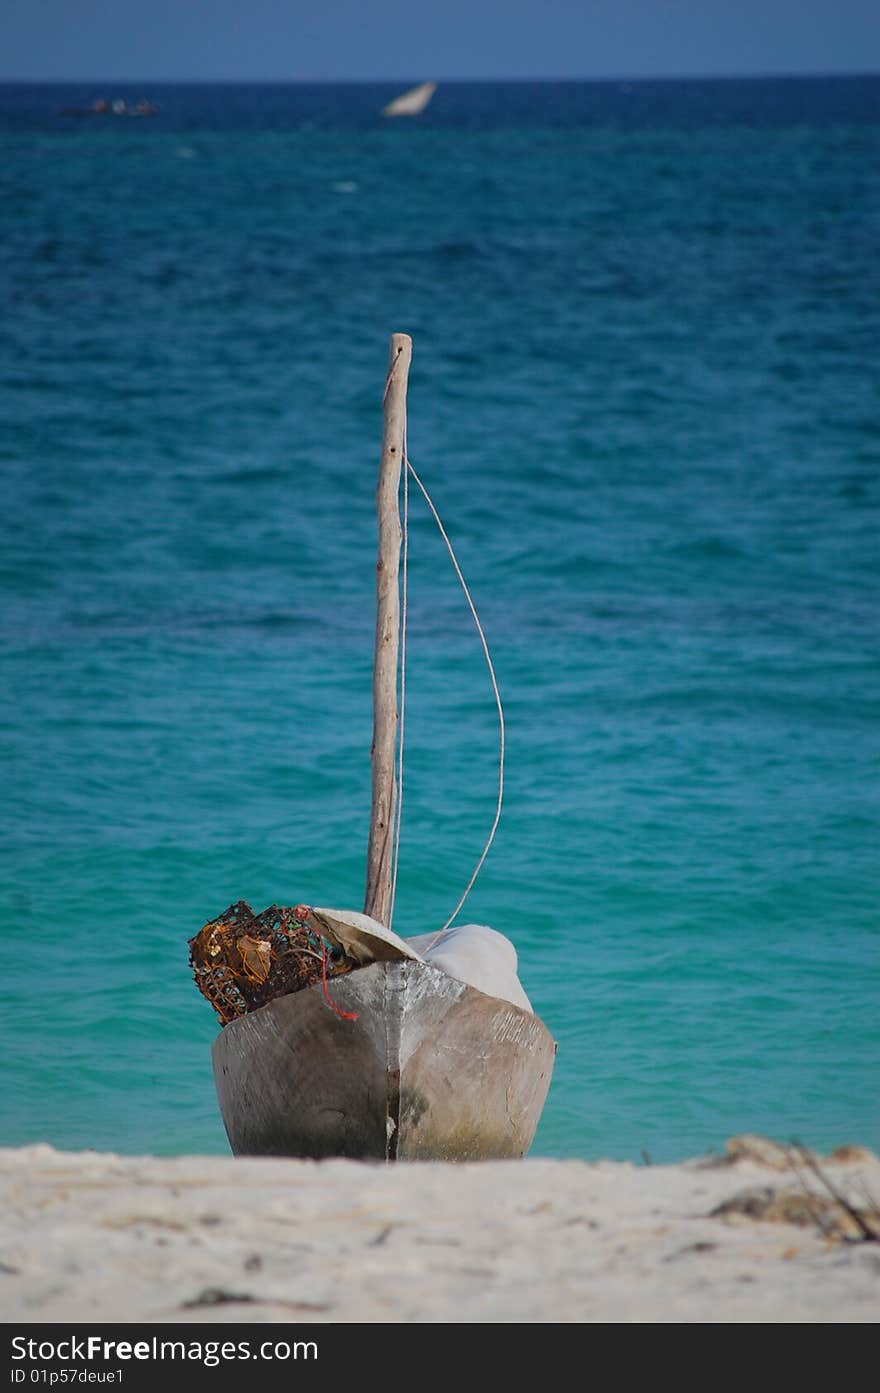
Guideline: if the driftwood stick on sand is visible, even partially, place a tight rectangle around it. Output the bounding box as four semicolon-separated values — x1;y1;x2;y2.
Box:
365;332;412;926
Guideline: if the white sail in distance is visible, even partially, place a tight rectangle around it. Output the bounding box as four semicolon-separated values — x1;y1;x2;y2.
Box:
382;82;437;117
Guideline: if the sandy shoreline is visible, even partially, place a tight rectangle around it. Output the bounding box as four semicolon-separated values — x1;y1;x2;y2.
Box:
1;1138;877;1323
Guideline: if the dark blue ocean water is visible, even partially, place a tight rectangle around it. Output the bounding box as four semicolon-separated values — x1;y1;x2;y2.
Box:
2;78;878;1163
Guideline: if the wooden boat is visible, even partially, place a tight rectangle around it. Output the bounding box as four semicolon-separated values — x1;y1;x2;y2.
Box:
214;960;555;1160
208;334;556;1161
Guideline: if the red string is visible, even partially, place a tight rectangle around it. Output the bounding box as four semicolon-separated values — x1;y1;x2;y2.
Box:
317;933;358;1022
293;904;358;1022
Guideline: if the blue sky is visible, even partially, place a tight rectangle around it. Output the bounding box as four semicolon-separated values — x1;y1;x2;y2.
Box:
2;0;878;82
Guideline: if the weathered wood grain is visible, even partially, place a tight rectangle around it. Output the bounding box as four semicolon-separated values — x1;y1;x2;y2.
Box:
212;962;556;1162
364;332;412;926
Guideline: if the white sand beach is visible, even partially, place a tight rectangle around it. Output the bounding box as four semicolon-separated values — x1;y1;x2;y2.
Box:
1;1137;877;1323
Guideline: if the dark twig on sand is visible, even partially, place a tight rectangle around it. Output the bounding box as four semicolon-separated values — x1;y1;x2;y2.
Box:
787;1141;880;1243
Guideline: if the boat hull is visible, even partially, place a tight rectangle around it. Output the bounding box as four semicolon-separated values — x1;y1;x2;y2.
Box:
212;960;556;1161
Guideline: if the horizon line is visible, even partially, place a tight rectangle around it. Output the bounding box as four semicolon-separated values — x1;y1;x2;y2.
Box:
1;69;878;87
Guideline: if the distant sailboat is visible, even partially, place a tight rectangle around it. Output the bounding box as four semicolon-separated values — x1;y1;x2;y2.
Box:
382;81;437;118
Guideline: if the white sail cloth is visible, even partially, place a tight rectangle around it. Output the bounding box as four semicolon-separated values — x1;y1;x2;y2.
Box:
304;908;532;1014
409;925;532;1014
304;907;421;964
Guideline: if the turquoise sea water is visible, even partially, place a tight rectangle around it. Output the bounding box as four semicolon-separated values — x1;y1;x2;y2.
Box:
2;78;878;1163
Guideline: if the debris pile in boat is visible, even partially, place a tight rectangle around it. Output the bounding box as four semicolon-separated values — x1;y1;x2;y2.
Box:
188;901;353;1025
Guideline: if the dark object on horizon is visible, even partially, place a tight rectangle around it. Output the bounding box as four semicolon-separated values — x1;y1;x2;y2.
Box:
58;98;158;118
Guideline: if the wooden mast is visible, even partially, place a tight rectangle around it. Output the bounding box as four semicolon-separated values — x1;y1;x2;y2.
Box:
364;333;412;925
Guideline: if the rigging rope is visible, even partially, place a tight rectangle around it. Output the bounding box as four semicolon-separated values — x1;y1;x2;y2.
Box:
381;342;505;942
388;451;506;947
